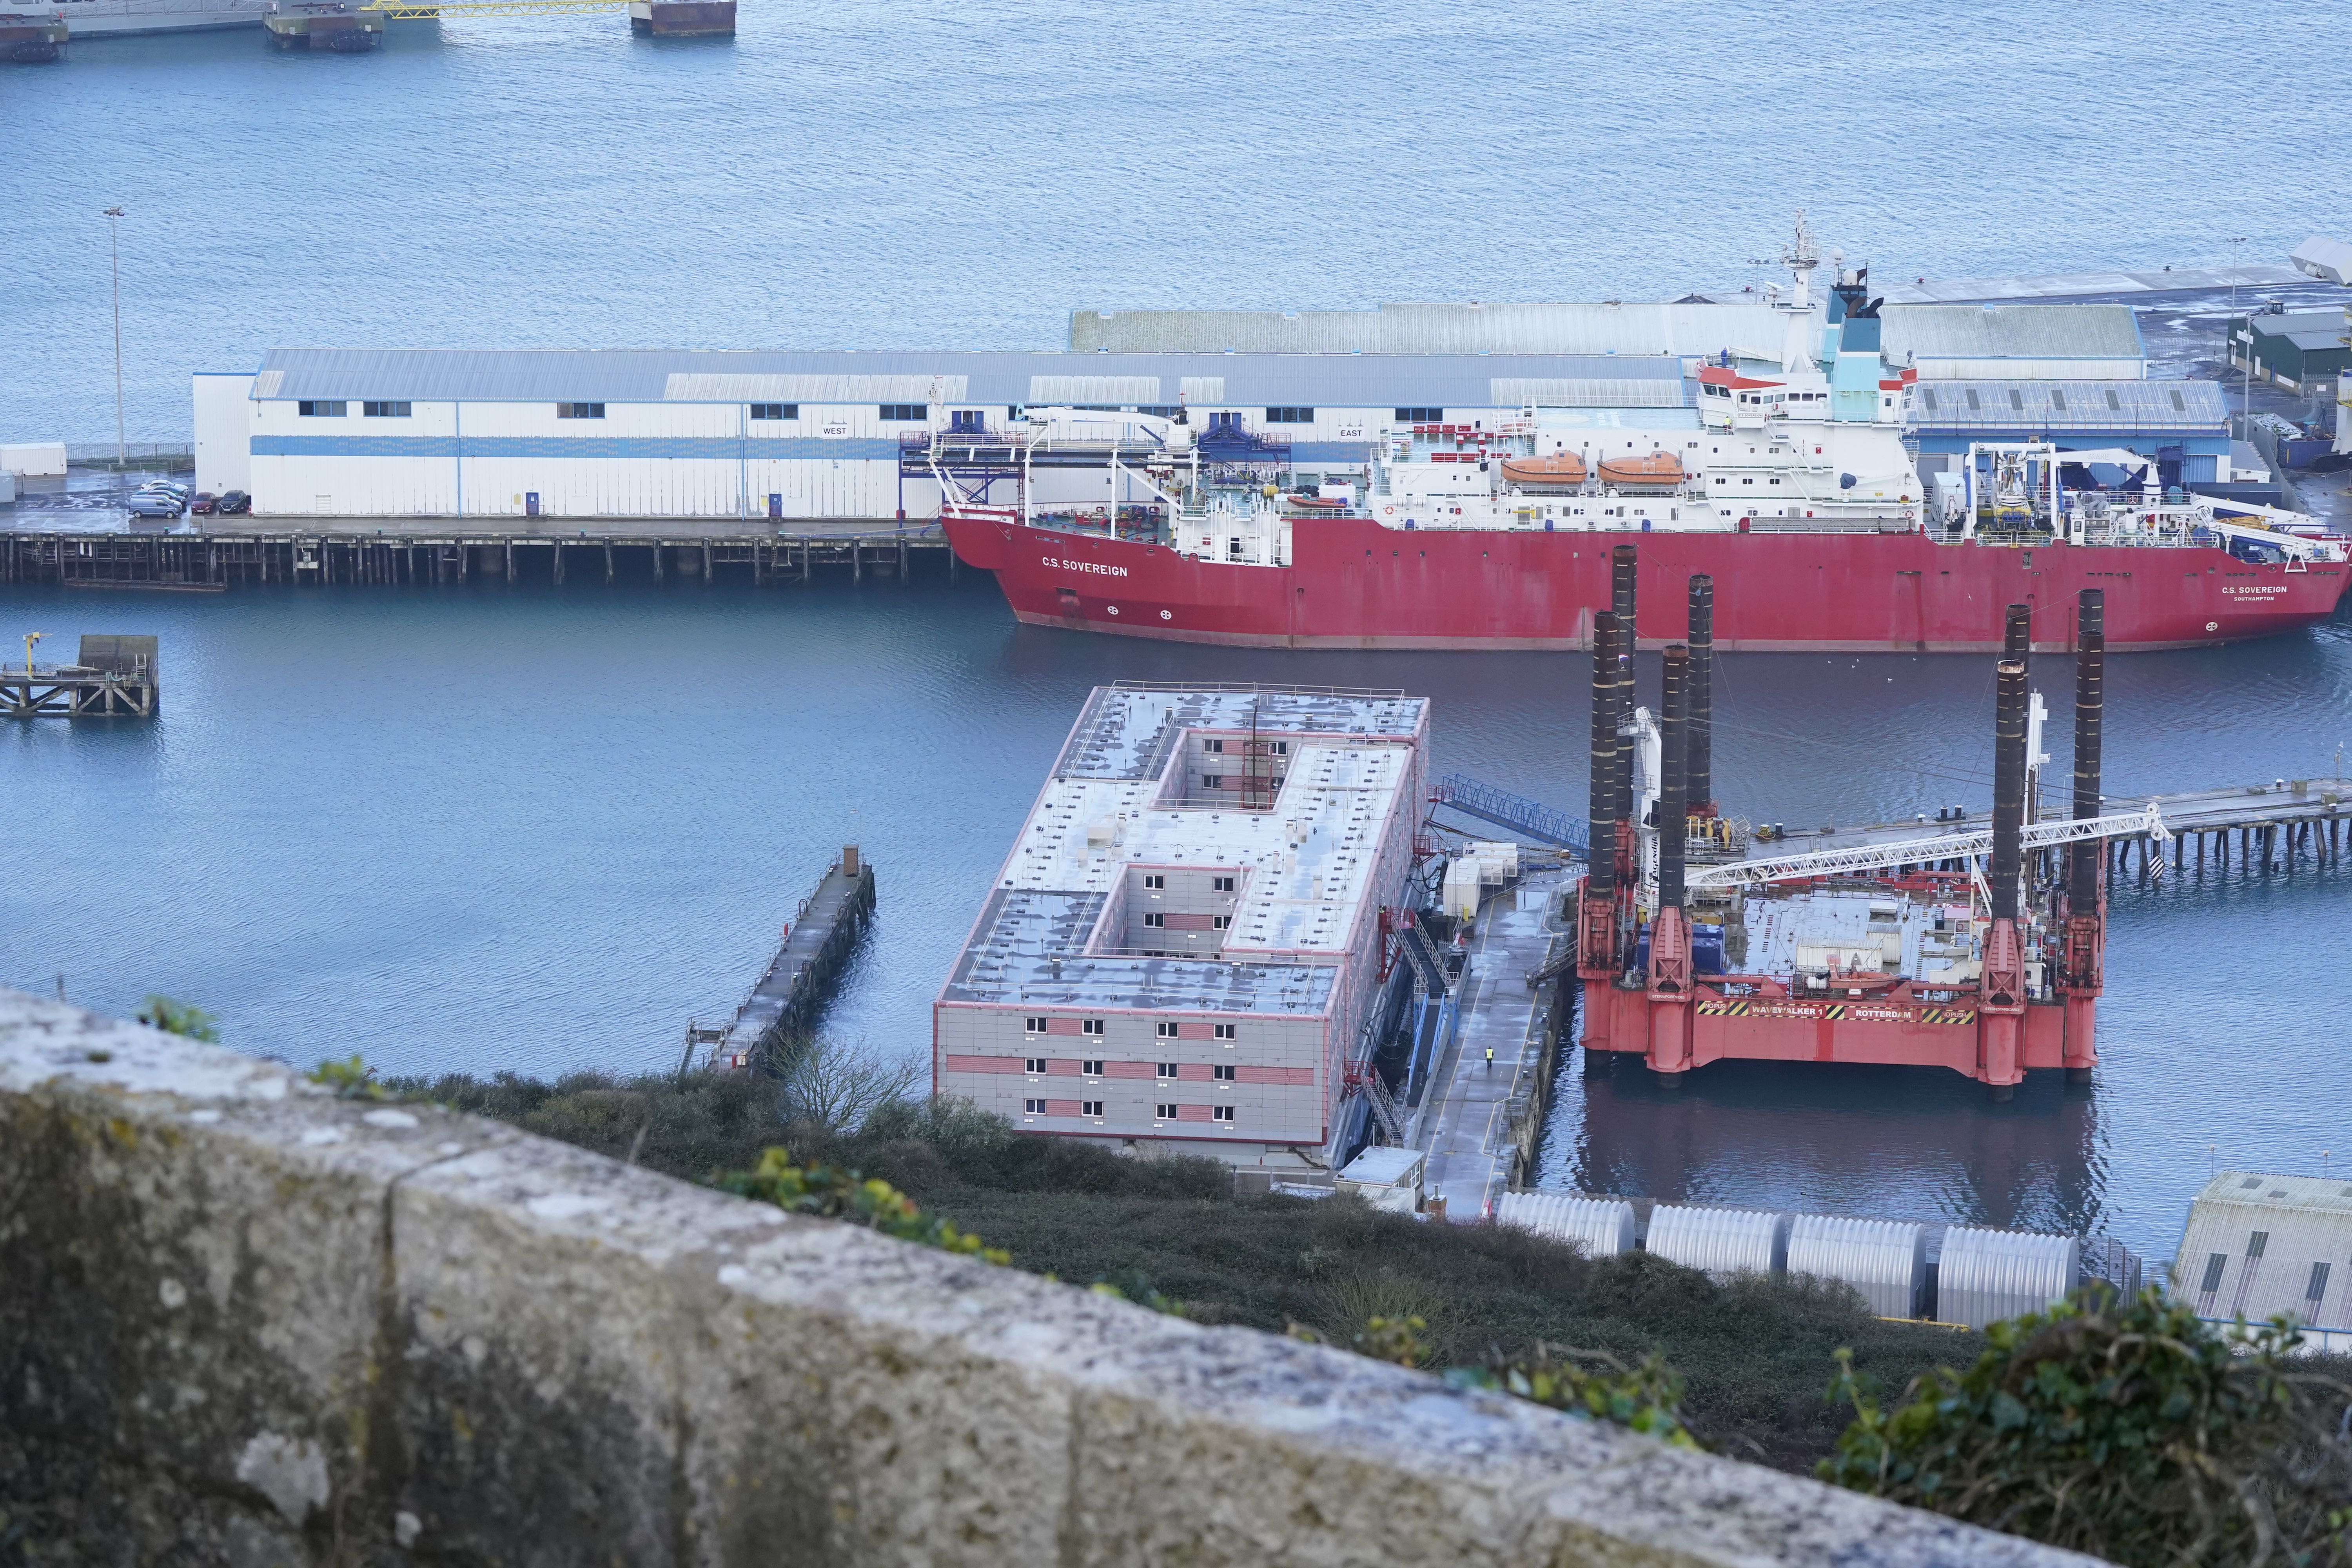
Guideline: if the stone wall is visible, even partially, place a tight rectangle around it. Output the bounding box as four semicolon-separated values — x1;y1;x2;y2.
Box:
0;989;2095;1566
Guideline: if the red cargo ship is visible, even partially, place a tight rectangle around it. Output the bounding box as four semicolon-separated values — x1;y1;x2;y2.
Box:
935;277;2347;652
942;511;2348;653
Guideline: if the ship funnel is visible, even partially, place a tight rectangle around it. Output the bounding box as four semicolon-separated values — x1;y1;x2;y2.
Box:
1686;575;1713;811
1588;612;1621;900
2069;590;2105;910
1991;657;2029;922
1659;645;1689;911
2003;602;2031;666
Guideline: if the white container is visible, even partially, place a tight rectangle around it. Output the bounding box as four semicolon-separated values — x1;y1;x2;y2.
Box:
0;442;67;478
1939;1227;2078;1329
1441;857;1483;919
1494;1191;1635;1257
1787;1214;1928;1319
1646;1204;1790;1277
1337;1146;1424;1214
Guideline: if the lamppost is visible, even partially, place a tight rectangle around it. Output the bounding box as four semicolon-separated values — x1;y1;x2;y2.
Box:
103;205;126;470
2226;235;2249;422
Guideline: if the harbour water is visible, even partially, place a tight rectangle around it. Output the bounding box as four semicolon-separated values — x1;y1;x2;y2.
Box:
5;571;2349;1263
9;0;2352;443
11;0;2352;1269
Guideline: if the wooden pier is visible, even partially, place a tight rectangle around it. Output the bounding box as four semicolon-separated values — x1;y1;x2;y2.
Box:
686;847;878;1074
2;519;955;592
2;634;157;719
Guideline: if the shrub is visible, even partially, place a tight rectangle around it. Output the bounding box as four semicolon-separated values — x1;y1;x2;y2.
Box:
1446;1342;1698;1451
1822;1286;2352;1566
711;1146;1006;1264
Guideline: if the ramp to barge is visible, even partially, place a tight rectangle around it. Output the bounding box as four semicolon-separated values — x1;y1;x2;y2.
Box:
1414;864;1575;1218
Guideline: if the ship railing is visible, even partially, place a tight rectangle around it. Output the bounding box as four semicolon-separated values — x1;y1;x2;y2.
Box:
1741;514;1919;534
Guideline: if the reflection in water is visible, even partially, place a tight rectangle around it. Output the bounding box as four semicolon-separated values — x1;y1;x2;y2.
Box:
0;577;2345;1264
1540;1047;2108;1239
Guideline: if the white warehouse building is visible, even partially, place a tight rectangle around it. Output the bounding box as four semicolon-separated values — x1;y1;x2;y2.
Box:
192;348;1686;523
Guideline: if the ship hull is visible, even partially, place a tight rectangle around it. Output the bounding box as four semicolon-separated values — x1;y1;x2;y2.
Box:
944;515;2350;652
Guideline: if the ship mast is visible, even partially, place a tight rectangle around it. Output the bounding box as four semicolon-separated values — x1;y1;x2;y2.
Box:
1780;212;1822;312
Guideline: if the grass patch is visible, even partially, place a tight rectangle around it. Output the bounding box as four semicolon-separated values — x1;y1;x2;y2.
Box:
388;1068;1973;1473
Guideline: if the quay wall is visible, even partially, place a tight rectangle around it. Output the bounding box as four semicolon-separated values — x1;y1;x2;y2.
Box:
0;988;2088;1567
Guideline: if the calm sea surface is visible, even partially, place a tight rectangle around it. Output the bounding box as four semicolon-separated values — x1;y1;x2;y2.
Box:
5;573;2350;1263
6;0;2352;441
8;0;2352;1265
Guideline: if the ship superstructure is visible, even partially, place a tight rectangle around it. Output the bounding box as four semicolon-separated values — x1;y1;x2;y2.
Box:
935;270;2348;653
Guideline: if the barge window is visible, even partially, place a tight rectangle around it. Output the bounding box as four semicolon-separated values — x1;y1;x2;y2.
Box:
556;402;604;419
750;403;798;420
1265;407;1315;424
297;401;346;417
362;401;410;418
878;403;927;421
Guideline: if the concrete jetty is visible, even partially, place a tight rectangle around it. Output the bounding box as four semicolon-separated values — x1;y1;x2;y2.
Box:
1413;862;1575;1219
688;847;877;1073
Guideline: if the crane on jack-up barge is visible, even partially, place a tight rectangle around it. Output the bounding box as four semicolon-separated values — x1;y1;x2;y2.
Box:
1578;544;2135;1100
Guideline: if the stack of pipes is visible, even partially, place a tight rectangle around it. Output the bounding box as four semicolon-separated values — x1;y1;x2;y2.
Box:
1686;574;1713;816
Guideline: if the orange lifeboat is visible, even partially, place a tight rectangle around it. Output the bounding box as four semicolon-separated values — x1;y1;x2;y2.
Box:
1597;450;1684;488
1499;452;1587;487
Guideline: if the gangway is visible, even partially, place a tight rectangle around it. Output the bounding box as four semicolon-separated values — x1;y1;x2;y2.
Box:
1689;804;2169;890
1431;774;1590;857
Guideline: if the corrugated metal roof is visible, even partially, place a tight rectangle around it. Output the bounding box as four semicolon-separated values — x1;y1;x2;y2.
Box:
1069;301;1793;359
1029;374;1161;405
2172;1170;2352;1329
2249;311;2351;354
1493;1192;1635;1256
252;347;1682;407
1880;303;2145;363
2291;236;2352;285
1786;1215;1927;1319
1938;1227;2077;1330
1490;377;1686;408
1645;1205;1790;1277
664;372;967;402
1910;377;2225;432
